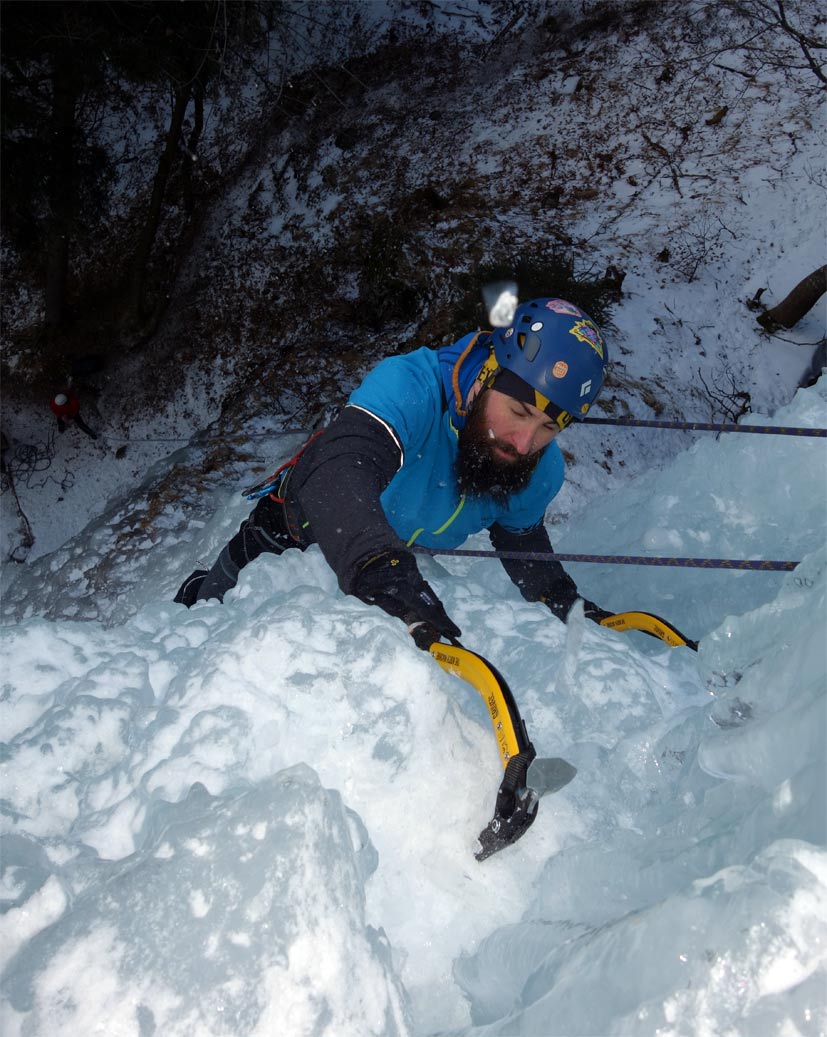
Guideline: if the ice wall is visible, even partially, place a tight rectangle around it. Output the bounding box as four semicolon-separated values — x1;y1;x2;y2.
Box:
1;380;825;1036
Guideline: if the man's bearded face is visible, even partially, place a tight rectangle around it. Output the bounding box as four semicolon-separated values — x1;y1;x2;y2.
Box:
456;389;544;504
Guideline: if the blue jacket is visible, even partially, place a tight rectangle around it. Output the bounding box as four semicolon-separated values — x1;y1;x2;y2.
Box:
348;334;566;549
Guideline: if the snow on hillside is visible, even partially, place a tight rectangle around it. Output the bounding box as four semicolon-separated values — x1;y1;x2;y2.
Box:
2;0;824;569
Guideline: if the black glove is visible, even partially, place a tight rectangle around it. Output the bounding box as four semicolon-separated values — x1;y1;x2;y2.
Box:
353;550;461;649
539;568;579;622
173;569;209;608
583;599;614;624
57;420;67;433
541;579;613;626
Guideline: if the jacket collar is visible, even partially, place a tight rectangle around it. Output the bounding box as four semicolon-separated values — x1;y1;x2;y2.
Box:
437;331;494;431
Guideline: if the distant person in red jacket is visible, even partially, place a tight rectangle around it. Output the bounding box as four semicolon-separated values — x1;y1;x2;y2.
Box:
50;390;97;440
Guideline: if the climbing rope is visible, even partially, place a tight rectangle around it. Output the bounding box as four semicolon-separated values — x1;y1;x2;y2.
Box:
0;427;308;493
581;416;826;437
106;418;826;444
0;429;75;493
98;428;309;445
414;546;801;572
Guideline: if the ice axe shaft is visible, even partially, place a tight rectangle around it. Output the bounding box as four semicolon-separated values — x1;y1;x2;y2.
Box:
428;641;531;767
600;610;698;651
427;639;540;860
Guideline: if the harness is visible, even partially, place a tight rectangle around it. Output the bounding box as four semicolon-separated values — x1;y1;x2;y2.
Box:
240;431;324;545
241;431;324;503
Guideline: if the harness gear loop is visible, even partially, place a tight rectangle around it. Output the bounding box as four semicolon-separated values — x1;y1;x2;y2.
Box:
266;430;325;504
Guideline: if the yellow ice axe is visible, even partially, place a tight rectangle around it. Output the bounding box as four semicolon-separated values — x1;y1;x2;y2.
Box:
599;610;698;651
427;639;540;861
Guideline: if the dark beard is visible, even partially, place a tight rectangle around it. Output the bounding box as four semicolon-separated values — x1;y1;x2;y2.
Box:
456;396;543;506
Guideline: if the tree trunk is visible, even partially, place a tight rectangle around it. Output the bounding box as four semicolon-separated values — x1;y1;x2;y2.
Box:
43;43;78;330
181;81;204;215
126;84;191;326
758;264;827;331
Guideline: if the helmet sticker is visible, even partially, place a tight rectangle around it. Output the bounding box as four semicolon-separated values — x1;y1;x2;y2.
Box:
530;321;544;332
569;319;604;360
581;402;590;413
579;379;592;397
545;300;582;316
552;361;568;378
504;327;514;338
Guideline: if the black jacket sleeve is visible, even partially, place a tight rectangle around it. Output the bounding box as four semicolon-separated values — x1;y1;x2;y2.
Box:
488;521;580;611
286;405;410;594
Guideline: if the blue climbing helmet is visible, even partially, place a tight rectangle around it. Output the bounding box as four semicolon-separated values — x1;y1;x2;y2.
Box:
489;298;608;425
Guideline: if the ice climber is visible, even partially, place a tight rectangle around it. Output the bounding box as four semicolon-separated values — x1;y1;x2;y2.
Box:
174;298;613;648
50;389;98;439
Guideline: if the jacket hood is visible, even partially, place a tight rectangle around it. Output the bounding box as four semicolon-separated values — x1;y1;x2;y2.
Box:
437;331;493;431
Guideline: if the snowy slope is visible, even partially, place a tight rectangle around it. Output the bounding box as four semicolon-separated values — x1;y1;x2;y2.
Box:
2;0;824;568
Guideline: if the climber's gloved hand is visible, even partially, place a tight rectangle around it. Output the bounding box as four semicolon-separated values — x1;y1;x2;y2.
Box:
583;600;614;625
408;620;449;651
539;573;579;623
353;550;461;650
541;573;613;627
